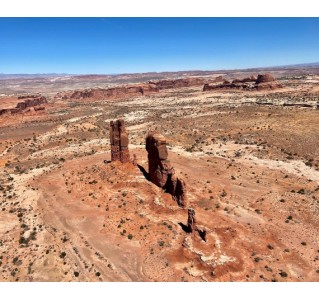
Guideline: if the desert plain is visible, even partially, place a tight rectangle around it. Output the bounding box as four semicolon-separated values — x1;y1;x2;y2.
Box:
0;67;319;282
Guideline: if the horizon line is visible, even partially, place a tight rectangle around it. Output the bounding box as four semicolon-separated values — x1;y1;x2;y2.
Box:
1;61;319;77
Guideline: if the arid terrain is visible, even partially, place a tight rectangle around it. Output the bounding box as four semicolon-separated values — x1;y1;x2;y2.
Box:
0;67;319;282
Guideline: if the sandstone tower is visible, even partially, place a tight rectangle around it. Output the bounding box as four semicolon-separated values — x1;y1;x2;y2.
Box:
187;208;196;233
146;131;187;207
110;119;130;163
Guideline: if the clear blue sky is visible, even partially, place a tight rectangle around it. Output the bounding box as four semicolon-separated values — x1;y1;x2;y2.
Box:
0;18;319;74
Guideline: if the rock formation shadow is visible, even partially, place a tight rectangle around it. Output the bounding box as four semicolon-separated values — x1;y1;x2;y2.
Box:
137;164;151;181
178;222;191;233
198;229;207;242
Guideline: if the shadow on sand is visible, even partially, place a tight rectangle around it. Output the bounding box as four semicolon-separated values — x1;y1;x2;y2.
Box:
137;164;151;181
178;222;191;233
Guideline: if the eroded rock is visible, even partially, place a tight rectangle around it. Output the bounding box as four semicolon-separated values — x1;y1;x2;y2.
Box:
187;208;196;233
110;119;130;163
149;77;206;90
203;73;282;91
146;131;187;207
255;74;276;84
0;95;47;116
67;84;159;101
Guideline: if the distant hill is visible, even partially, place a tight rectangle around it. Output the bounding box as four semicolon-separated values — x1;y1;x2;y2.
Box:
1;62;319;80
0;73;71;80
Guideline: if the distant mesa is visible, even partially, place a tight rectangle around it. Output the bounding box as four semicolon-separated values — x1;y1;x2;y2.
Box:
55;77;214;101
148;77;207;90
203;73;282;91
57;84;158;101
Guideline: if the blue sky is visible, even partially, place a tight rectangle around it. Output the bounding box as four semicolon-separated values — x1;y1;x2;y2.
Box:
0;18;319;74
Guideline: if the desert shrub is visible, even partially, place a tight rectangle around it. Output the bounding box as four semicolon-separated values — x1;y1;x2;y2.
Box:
279;271;288;278
220;190;227;197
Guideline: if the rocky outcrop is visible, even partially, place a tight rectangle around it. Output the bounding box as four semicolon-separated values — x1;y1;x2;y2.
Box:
149;77;206;90
70;90;94;99
255;73;282;90
146;132;187;207
232;75;257;83
185;208;207;241
255;74;275;84
187;208;196;233
203;73;282;91
211;76;225;83
203;82;251;91
0;95;47;116
17;94;44;100
110;119;130;163
68;84;159;101
56;76;225;101
15;96;47;110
